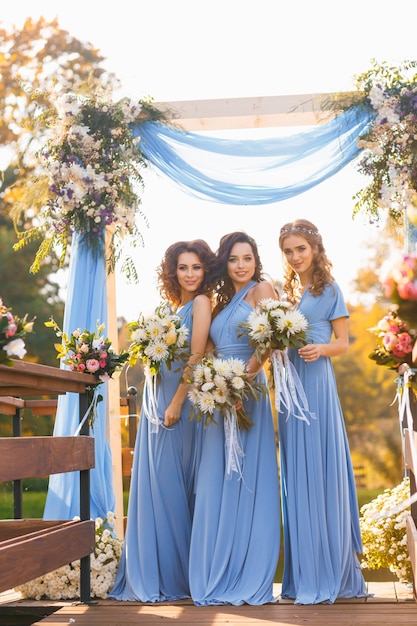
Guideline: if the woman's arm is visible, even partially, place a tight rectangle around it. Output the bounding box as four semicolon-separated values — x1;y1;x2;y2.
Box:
164;295;212;426
298;316;349;362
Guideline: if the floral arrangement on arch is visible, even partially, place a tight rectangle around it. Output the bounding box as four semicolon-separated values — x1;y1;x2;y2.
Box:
359;477;412;585
379;248;417;329
0;298;35;365
368;307;417;371
16;513;123;600
328;59;417;224
11;90;164;279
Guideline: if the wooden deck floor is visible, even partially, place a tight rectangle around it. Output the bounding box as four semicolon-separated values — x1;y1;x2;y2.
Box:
1;582;416;626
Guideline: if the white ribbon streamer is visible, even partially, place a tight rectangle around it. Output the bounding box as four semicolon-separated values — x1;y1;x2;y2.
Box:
73;387;100;436
142;364;162;433
271;350;315;424
372;367;417;520
224;408;245;479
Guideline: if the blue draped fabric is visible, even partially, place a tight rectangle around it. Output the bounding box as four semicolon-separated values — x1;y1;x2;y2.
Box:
133;106;374;205
43;231;116;521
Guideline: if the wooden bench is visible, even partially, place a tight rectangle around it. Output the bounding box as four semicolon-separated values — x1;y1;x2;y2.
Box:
0;362;98;603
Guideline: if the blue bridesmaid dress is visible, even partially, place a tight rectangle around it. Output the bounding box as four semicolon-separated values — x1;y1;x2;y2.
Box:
110;300;199;602
189;281;281;606
279;282;368;604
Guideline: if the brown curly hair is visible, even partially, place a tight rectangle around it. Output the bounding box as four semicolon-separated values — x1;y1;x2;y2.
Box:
278;219;334;304
157;239;216;306
212;231;264;316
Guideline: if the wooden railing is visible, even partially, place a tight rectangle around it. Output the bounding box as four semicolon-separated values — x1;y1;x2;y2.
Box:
0;361;97;602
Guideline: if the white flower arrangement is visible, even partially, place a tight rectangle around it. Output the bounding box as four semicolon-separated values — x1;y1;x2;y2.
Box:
126;303;189;375
238;298;309;361
12;90;164;278
187;354;266;431
332;59;417;224
16;513;123;600
359;477;412;585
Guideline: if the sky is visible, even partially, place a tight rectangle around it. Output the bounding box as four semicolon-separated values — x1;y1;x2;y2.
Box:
2;1;417;320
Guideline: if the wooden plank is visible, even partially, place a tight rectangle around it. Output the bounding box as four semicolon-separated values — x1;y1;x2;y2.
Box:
0;361;94;395
28;600;417;626
406;514;417;587
0;520;95;593
0;396;24;414
0;436;95;481
404;428;417;475
0;519;74;541
153;93;344;131
121;448;134;476
24;399;58;416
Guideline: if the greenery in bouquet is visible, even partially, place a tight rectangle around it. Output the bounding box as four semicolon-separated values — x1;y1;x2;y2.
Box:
238;297;309;362
126;303;189;375
368;307;416;370
0;298;35;365
327;59;417;224
360;477;412;584
11;89;165;279
16;513;123;600
187;354;267;430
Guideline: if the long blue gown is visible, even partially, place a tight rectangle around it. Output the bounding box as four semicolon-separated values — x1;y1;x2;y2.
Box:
189;281;281;606
279;282;368;604
109;300;199;602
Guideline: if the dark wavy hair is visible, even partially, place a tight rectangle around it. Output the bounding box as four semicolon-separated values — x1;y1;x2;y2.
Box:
157;239;216;306
213;231;264;315
278;219;334;303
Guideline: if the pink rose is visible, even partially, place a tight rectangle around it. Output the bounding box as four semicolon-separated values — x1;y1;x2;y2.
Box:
77;363;86;372
99;359;107;368
86;358;100;373
397;281;417;301
392;332;413;358
382;332;398;352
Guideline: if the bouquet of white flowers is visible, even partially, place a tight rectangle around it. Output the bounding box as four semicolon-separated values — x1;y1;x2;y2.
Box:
239;298;313;424
127;303;189;373
188;355;267;476
127;303;189;431
238;298;309;361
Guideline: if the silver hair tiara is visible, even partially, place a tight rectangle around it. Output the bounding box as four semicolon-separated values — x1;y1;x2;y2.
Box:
280;225;319;237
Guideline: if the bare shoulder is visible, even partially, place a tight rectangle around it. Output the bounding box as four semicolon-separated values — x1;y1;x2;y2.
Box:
253;280;277;301
192;293;212;314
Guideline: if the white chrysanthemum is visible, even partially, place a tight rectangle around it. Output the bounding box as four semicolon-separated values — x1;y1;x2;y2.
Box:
146;318;165;339
192;364;205;385
203;365;214;382
130;327;146;342
197;392;216;414
201;381;215;392
145;341;169;362
213;358;232;378
213;374;228;391
213;388;228;404
228;358;246;377
177;325;189;346
231;375;245;390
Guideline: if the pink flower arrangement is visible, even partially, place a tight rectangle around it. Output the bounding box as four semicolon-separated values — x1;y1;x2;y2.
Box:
381;250;417;303
0;298;35;365
368;308;416;370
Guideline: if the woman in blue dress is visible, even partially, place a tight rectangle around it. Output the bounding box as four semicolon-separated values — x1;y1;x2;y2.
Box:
189;231;281;606
110;239;215;602
277;219;368;604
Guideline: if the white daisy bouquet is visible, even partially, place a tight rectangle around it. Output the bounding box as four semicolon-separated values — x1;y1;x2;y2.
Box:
238;298;309;361
188;355;266;431
188;355;267;476
240;298;313;424
126;303;189;374
126;303;189;432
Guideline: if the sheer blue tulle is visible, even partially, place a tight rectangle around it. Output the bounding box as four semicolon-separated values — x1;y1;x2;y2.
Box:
133;106;373;205
43;231;116;521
